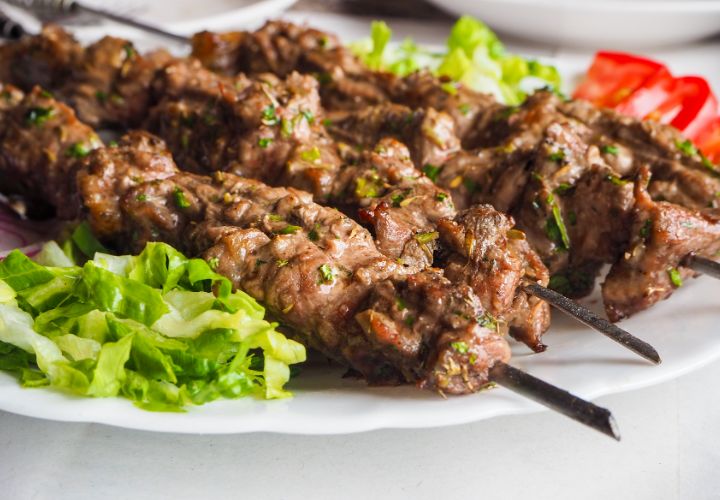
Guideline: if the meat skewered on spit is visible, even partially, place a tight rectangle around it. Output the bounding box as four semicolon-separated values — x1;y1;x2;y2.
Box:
0;25;662;363
0;83;619;438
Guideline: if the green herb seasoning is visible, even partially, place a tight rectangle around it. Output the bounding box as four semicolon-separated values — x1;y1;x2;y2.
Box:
667;267;683;287
553;183;573;195
300;110;315;124
548;149;565;163
123;43;136;59
415;231;439;245
545;193;570;250
676;139;698;157
390;192;406;207
95;90;108;103
639;219;652;239
276;259;289;268
25;106;55;126
602;145;619;155
206;257;220;270
318;264;334;284
606;174;630;186
423;163;442;182
300;146;321;162
395;297;407;311
458;103;472;116
308;224;321;242
355;176;383;198
135;193;147;202
280;117;294;137
450;341;469;354
173;187;191;209
477;312;497;330
261;104;279;126
66;142;92;158
278;225;301;235
258;137;273;148
435;192;448;202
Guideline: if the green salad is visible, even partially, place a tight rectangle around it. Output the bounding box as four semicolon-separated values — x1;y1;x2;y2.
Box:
350;16;561;105
0;227;305;411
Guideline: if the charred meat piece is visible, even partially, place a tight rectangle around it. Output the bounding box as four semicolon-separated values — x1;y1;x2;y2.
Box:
602;167;720;321
326;103;460;169
58;37;174;128
148;60;343;201
0;85;101;219
437;206;550;352
0;25;82;91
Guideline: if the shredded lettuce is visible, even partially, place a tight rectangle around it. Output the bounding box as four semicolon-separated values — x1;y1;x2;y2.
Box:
0;241;306;410
350;16;561;105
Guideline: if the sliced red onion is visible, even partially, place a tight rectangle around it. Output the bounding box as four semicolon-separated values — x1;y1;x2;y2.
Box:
0;203;51;258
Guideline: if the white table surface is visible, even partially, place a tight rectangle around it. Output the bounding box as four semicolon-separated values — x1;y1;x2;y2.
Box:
2;9;720;500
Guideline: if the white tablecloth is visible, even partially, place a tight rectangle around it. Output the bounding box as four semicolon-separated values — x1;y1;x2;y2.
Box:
2;11;720;500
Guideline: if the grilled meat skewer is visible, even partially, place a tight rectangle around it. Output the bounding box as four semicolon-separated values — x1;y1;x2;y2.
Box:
0;84;512;393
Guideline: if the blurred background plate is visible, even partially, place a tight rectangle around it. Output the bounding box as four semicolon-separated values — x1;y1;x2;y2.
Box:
1;0;298;34
425;0;720;49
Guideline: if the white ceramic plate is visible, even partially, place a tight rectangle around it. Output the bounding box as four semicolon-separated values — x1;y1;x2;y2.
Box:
0;26;719;435
426;0;720;49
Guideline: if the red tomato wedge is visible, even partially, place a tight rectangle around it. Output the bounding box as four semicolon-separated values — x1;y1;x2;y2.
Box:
573;51;666;108
614;66;674;118
658;76;718;141
697;117;720;164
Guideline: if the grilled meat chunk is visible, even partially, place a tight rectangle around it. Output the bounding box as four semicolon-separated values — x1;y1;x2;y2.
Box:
0;85;101;218
602;167;720;321
148;59;343;201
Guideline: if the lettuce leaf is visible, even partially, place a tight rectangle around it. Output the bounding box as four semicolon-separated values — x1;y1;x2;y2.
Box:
0;240;306;410
350;15;562;104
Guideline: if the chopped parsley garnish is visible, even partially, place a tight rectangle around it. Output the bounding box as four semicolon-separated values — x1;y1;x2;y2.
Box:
173;187;191;209
548;149;565;163
463;178;478;192
300;146;321;162
450;341;469;354
422;163;442;182
123;43;135;59
458;103;472;116
676;139;698;157
95;90;107;103
322;118;333;128
639;219;652;239
415;231;439;245
25;106;55;126
66;142;92;158
318;264;334;283
404;315;415;327
602;145;619;155
606;174;630;186
390;192;406;207
435;192;448;202
355;176;383;198
395;297;407;311
280;117;294;137
276;259;289;268
545;193;570;251
300;109;315;124
135;194;147;202
308;224;321;242
207;257;220;270
667;267;683;287
39;90;53;98
261;104;279;126
278;225;301;235
258;137;273;148
268;214;285;222
553;183;573;195
477;312;497;330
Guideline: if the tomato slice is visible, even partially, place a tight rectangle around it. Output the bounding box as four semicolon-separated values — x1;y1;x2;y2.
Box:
698;117;720;163
656;77;718;141
573;51;666;108
614;66;674;119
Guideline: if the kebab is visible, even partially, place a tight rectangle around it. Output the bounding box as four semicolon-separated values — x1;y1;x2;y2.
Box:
0;83;619;438
0;25;660;361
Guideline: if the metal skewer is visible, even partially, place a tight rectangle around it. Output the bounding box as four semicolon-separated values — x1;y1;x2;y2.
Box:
686;255;720;280
5;0;190;44
489;362;620;440
524;282;661;364
0;9;25;39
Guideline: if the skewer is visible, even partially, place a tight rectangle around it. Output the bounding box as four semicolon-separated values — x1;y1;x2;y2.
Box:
5;0;190;44
489;362;620;440
0;9;25;39
685;255;720;280
524;282;661;364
